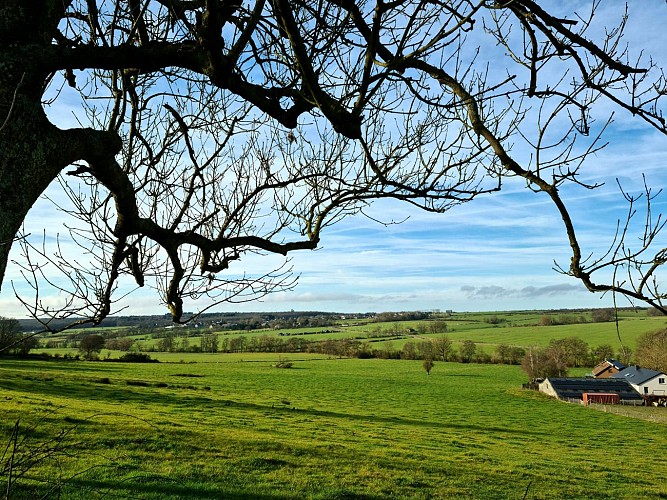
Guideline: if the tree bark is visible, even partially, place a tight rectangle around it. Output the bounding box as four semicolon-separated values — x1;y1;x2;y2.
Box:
0;1;120;290
0;5;57;288
0;94;57;290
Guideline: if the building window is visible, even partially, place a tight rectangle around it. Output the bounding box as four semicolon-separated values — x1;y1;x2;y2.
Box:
644;387;649;394
659;378;665;384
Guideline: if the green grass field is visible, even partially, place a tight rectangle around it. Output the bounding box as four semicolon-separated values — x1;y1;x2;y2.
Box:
2;354;667;499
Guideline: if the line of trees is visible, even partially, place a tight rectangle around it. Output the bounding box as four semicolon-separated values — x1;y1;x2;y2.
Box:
520;337;635;380
372;312;433;323
126;333;500;365
74;331;639;371
537;308;616;327
365;321;448;339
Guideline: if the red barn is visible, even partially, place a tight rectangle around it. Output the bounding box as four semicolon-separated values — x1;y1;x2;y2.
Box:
583;393;620;405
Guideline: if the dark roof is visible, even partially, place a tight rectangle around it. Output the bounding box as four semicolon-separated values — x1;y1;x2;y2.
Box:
607;358;626;371
544;377;643;401
611;366;664;385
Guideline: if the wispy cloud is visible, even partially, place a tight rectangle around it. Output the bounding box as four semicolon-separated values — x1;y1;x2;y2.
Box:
461;283;585;300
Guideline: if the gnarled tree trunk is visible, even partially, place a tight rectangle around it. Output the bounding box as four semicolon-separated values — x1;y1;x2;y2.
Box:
0;3;64;289
0;2;120;290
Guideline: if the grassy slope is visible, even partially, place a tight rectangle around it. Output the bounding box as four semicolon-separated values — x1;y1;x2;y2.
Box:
1;357;667;499
352;315;667;354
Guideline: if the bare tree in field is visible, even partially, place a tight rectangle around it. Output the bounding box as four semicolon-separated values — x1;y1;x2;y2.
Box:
1;1;667;330
460;340;476;363
433;335;453;362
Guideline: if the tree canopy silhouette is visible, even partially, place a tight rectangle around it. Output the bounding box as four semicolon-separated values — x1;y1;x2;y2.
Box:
1;1;666;328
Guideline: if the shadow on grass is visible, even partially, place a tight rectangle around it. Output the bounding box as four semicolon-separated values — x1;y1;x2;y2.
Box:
290;405;546;437
0;358;127;374
56;475;386;500
16;477;300;500
1;369;546;438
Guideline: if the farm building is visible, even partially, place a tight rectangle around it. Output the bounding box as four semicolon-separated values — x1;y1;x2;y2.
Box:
582;393;619;405
538;377;644;404
591;358;626;378
611;366;667;397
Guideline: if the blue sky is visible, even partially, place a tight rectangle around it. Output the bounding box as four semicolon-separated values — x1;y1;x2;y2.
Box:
1;2;666;318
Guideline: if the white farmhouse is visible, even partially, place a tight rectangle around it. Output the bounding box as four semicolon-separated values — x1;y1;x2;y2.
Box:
611;366;667;396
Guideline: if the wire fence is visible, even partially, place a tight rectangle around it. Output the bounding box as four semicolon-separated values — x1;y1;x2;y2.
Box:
584;401;667;424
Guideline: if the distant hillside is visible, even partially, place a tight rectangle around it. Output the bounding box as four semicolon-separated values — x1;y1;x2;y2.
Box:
17;310;373;332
